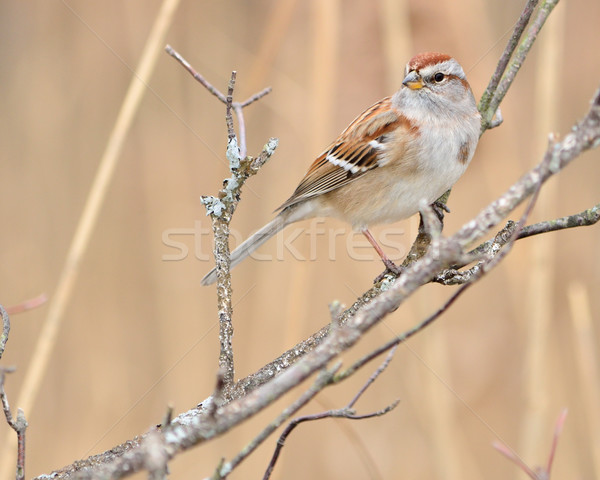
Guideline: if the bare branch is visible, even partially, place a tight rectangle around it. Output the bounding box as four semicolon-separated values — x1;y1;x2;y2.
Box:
519;202;600;238
262;348;399;480
493;408;568;480
203;138;279;398
165;45;227;103
1;367;27;480
165;45;271;158
143;430;169;480
347;345;398;409
240;86;272;108
479;0;539;117
217;364;342;479
167;46;277;397
0;305;9;361
4;294;47;316
481;0;560;130
436;199;600;286
165;45;272;109
225;71;236;143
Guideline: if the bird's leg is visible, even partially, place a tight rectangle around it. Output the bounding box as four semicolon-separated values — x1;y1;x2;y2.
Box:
431;200;450;225
362;229;403;282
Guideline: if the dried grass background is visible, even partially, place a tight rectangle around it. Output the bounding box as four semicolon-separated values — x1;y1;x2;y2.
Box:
1;1;599;479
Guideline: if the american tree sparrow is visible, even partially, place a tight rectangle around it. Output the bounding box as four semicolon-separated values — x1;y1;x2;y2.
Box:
202;52;480;285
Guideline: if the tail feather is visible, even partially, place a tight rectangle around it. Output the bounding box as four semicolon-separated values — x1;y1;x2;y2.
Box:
201;213;289;286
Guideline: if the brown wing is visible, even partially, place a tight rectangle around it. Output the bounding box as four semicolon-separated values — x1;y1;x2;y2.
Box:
277;97;405;211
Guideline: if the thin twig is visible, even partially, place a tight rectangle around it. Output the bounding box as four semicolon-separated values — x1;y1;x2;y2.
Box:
493;408;568;480
240;87;272;108
165;44;272;161
0;305;9;361
232;104;246;158
518;202;600;238
210;71;240;394
225;72;237;143
216;364;342;479
263;348;399;480
1;367;28;480
208;368;227;418
166;45;272;109
482;0;560;130
165;45;227;102
547;408;568;474
4;294;47;316
206;140;280;398
479;0;539;116
347;345;397;409
435;201;600;285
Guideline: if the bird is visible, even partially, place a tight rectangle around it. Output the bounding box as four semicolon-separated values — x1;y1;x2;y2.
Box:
202;52;481;286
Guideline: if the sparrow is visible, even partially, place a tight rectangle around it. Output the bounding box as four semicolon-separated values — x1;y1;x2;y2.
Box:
202;52;480;285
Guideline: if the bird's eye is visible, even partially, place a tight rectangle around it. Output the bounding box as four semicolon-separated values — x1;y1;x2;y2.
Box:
433;72;445;83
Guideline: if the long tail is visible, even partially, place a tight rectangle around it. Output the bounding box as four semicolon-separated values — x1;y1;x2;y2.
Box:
201;212;290;286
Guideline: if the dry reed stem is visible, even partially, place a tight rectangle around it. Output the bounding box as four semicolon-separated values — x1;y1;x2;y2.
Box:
379;0;412;91
520;1;565;461
425;329;463;480
567;281;600;478
0;0;181;475
310;0;339;152
247;0;299;92
281;0;341;348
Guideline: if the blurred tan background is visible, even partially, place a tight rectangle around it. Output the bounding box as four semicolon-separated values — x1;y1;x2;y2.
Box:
1;0;599;478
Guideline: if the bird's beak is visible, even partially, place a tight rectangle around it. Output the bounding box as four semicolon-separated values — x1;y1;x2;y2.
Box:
402;70;424;90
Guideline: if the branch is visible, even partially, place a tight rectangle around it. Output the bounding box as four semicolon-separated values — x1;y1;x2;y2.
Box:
165;44;271;159
167;46;276;398
480;0;559;131
518;202;600;238
4;293;47;316
0;304;29;480
493;408;568;479
0;305;9;361
478;0;538;118
262;347;400;480
1;368;27;480
213;363;341;480
435;202;600;285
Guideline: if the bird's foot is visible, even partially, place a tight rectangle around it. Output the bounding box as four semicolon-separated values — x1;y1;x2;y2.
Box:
431;200;451;224
374;259;404;284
